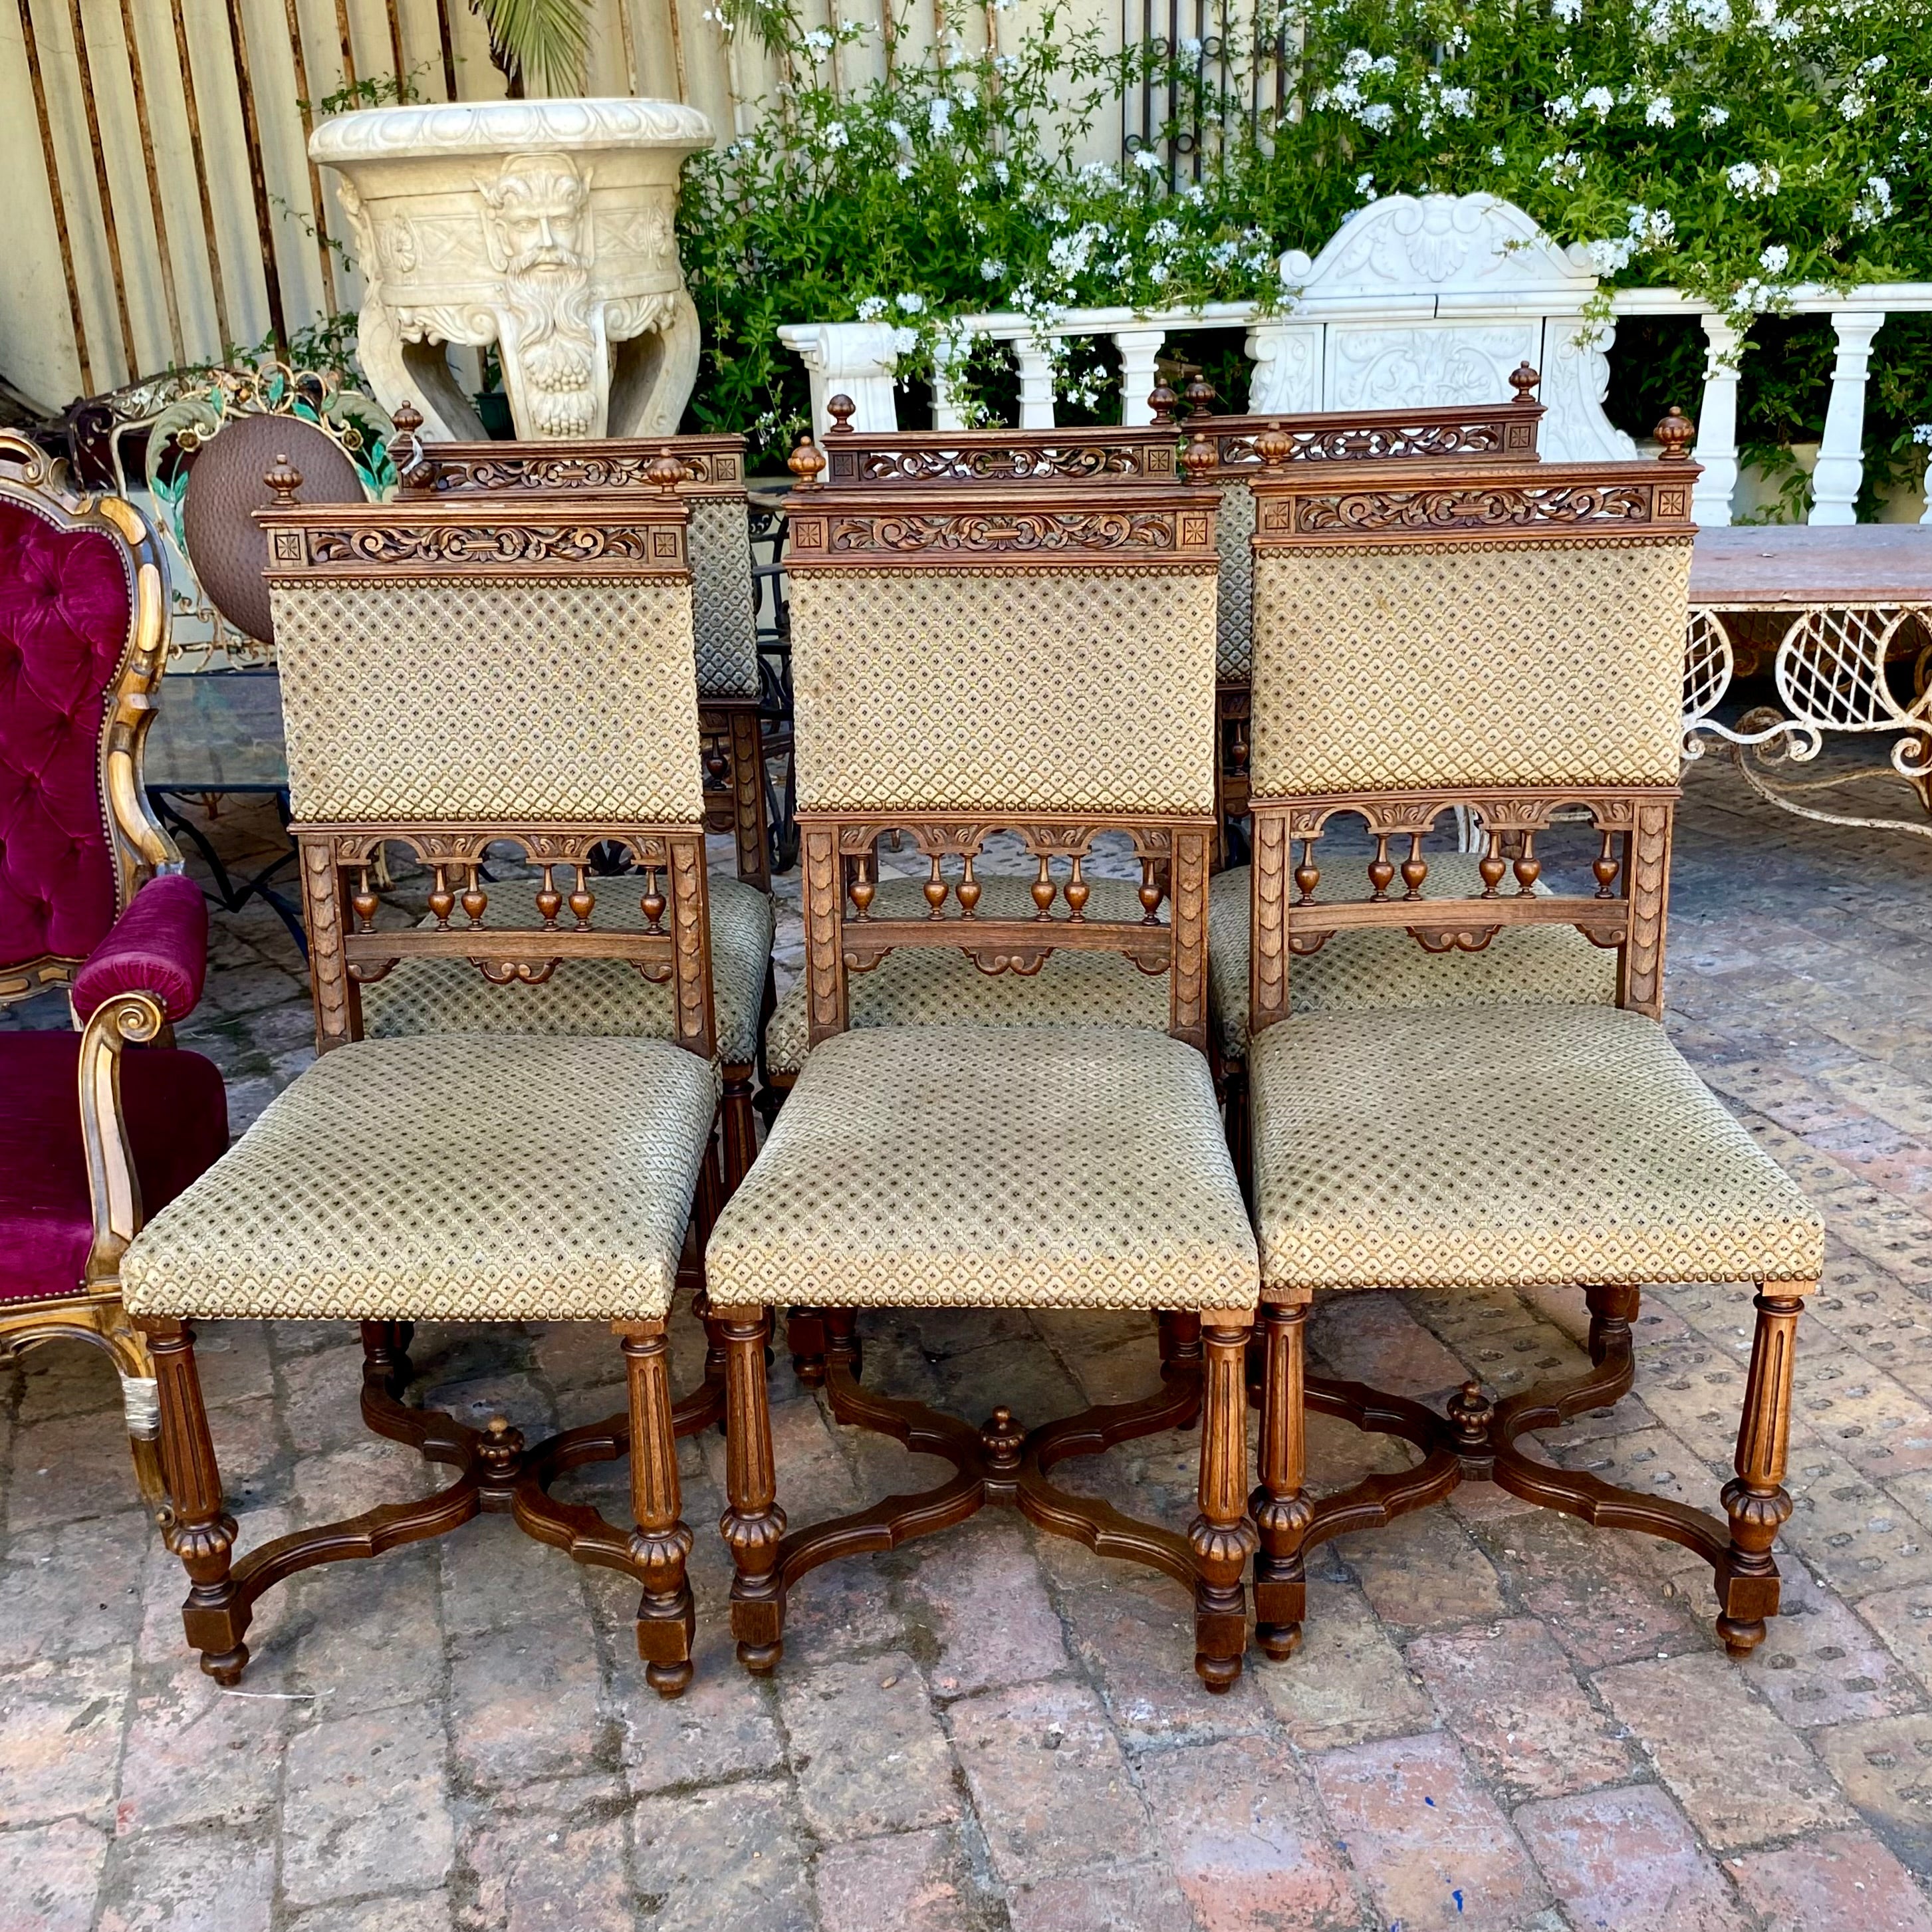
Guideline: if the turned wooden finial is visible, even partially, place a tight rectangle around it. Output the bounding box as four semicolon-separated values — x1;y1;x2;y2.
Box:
648;449;687;492
388;402;436;491
1509;362;1541;405
1183;370;1217;421
1179;430;1217;484
390;400;423;437
825;393;858;437
1655;404;1696;460
788;435;827;487
1254;426;1294;469
1147;380;1181;425
265;453;302;504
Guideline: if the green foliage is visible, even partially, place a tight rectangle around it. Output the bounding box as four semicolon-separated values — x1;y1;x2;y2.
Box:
679;0;1932;477
469;0;590;96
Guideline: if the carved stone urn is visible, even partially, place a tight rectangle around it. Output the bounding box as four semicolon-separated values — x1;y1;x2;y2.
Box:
312;98;713;443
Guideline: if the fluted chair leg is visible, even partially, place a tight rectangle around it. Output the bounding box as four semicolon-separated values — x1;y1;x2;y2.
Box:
1192;1314;1260;1691
620;1319;696;1697
1251;1300;1314;1661
721;1306;787;1673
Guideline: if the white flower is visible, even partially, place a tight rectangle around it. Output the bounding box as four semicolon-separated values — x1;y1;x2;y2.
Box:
802;26;833;54
1700;104;1731;128
1147;218;1181;247
1760;243;1790;273
1538;149;1586;185
1581;85;1614;117
1439;85;1475;118
977;256;1004;284
1911;423;1932;447
1689;0;1730;29
1147;261;1170;285
894;162;913;181
894;293;925;314
1859;53;1889;75
1133;146;1164;173
1547;94;1578;122
886;119;909;142
822;120;848;149
1840;90;1868;120
927;96;952;138
1341;47;1374;76
856;296;887;320
1852;174;1893;229
1358;101;1395;130
1725;160;1780;199
1586;235;1635;273
993;159;1010;185
1370;53;1397;75
1645;96;1675;126
1551;0;1582;21
1489;144;1507;165
1180;34;1202;57
1209;239;1239;269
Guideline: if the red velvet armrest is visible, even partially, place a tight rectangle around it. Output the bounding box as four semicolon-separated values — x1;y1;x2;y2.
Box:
70;873;209;1023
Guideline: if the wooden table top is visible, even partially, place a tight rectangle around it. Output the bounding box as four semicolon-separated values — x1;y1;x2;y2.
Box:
1689;524;1932;607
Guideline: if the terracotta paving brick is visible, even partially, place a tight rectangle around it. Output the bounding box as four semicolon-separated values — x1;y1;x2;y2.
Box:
1407;1616;1635;1800
899;1514;1071;1698
622;1624;787;1794
1597;1652;1854;1851
1337;1507;1510;1636
0;1815;110;1932
1726;1824;1932;1930
0;1648;131;1829
1746;1557;1924;1729
286;1895;452;1932
1812;1711;1932;1875
1136;1733;1364;1930
630;1776;814;1932
812;1825;983;1932
1003;1860;1197;1932
447;1616;609;1791
462;1788;633;1932
1512;1782;1751;1932
95;1827;277;1932
1310;1291;1469;1395
1308;1729;1551;1931
1254;1578;1435;1751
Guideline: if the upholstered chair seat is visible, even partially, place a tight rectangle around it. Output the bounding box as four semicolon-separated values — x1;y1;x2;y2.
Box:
709;1024;1257;1313
360;874;775;1067
1251;1005;1823;1295
763;876;1168;1076
1;1030;228;1302
124;1032;718;1324
1205;853;1618;1060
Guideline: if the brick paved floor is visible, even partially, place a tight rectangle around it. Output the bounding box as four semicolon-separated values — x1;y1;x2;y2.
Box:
6;746;1932;1932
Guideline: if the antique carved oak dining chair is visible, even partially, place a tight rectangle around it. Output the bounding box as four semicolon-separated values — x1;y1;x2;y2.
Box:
0;429;227;1514
704;458;1266;1689
364;422;777;1189
1234;434;1826;1662
122;465;729;1695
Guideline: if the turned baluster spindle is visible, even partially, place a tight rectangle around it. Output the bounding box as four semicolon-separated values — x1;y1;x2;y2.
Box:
352;865;378;931
1593;829;1620;898
1367;834;1394;900
1511;830;1541;895
848;854;875;919
1399;834;1427;900
640;865;667;932
569;865;595;929
428;865;454;927
1138;856;1165;923
1032;856;1056;917
461;865;487;926
1064;853;1088;920
1293;838;1320;906
537;864;562;926
956;852;981;916
1478;830;1507;898
923;854;949;918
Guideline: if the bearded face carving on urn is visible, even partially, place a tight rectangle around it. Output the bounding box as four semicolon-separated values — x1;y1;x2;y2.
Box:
312;99;712;443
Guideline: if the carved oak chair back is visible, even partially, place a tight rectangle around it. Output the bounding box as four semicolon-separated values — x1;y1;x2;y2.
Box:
1243;439;1693;1035
0;431;178;1001
782;449;1221;1054
816;391;1180;485
255;457;717;1064
393;420;771;888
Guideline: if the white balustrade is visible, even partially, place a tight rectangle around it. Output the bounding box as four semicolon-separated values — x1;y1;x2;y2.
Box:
782;195;1932;527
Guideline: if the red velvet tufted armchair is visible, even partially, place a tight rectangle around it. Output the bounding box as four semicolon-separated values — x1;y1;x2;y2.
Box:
0;429;228;1513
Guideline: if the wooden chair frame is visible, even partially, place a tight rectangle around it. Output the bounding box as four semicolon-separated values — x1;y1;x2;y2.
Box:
394;420;777;896
717;458;1259;1689
139;476;732;1695
0;429;183;1512
1238;434;1817;1664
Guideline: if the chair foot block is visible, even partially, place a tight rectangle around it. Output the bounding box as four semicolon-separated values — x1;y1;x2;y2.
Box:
1718;1614;1767;1658
1255;1622;1303;1663
646;1659;695;1698
736;1638;783;1675
200;1645;249;1686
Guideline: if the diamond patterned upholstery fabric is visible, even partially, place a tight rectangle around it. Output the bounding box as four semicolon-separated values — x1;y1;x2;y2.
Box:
1249;1005;1824;1296
789;568;1219;813
359;875;773;1064
269;578;705;823
0;495;133;975
1249;539;1691;796
764;874;1169;1076
707;1024;1259;1312
1213;478;1257;683
688;496;761;700
1205;855;1619;1060
123;1033;718;1321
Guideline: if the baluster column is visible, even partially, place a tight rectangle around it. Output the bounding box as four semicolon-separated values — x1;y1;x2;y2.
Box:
1015;334;1058;428
1809;308;1885;526
1114;327;1166;425
1691;314;1745;528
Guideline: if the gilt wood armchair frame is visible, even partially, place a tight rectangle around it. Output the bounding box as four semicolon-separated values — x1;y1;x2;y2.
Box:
394;420;775;893
135;476;735;1693
1237;440;1816;1662
717;461;1258;1688
0;429;186;1509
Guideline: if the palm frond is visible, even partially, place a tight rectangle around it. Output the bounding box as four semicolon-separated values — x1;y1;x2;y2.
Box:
470;0;591;96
